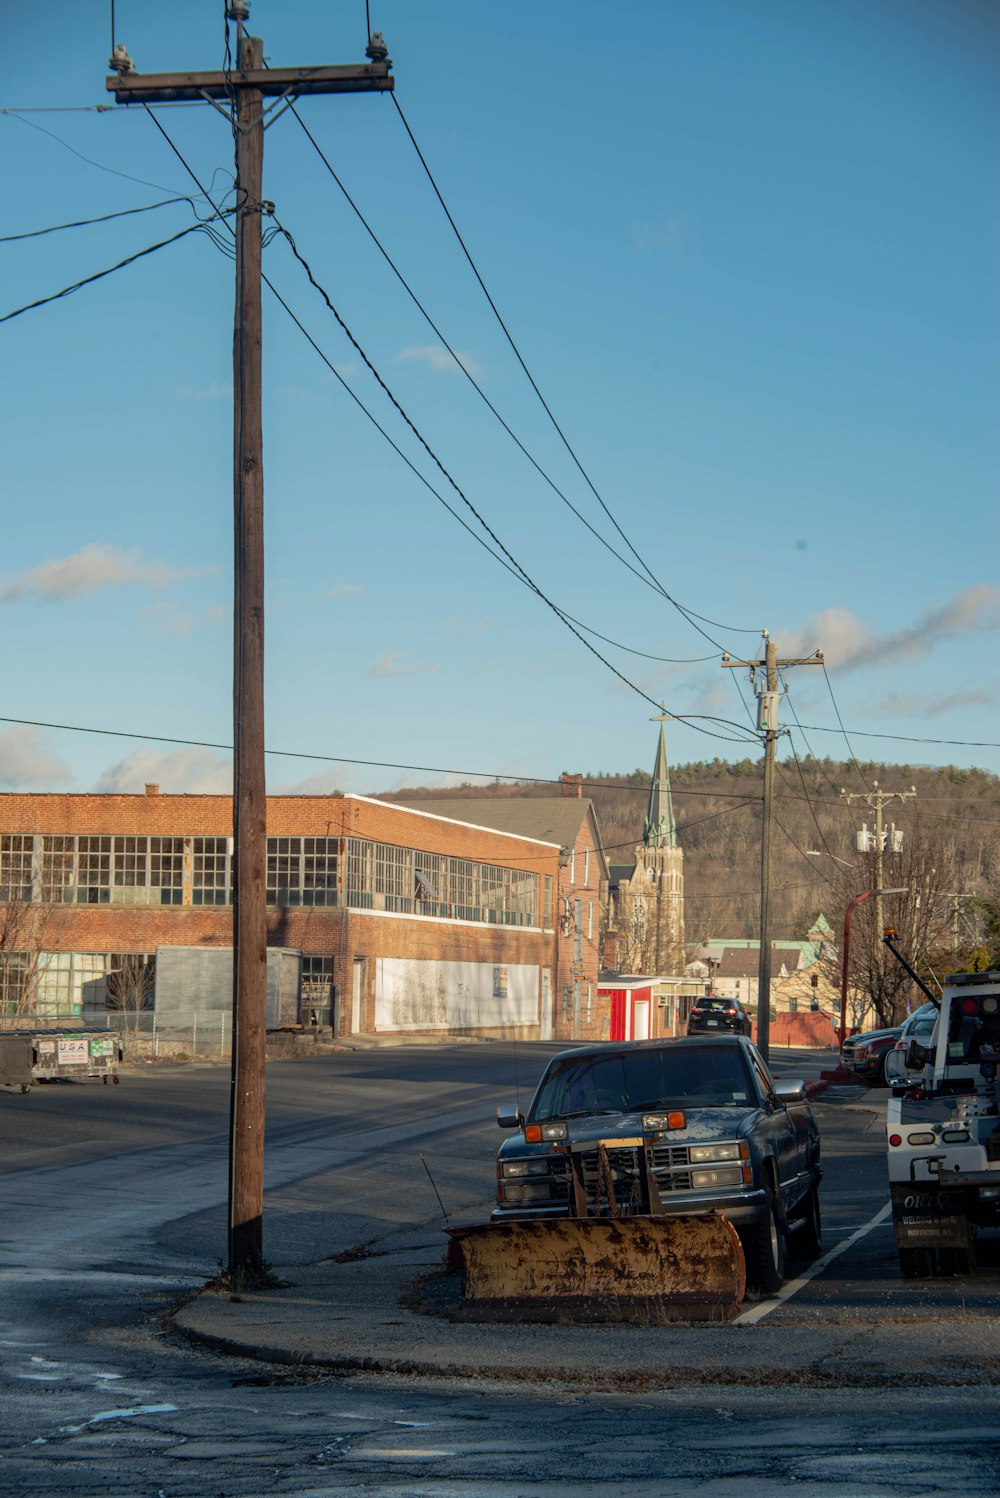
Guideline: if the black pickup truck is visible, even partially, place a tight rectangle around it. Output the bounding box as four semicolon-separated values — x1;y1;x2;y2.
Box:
493;1035;823;1292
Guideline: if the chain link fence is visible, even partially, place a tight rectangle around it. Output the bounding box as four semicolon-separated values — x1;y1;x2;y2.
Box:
0;1009;232;1060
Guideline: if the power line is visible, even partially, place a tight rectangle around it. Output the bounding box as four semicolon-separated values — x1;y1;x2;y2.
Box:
2;108;218;196
0;195;204;243
821;663;872;789
139;106;753;745
796;718;1000;751
0;217;231;325
0;713;785;797
269;211;759;742
286;99;735;621
389;92;761;650
3;713;998;830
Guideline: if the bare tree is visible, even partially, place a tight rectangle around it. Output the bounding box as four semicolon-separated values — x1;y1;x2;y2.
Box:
615;892;655;975
105;954;155;1038
0;894;51;1021
843;814;957;1028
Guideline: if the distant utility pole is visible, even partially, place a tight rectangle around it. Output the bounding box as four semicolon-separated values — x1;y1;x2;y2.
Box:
842;782;917;968
106;9;393;1275
722;635;824;1061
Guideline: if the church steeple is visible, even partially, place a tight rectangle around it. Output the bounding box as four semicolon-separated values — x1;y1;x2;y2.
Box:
643;716;677;849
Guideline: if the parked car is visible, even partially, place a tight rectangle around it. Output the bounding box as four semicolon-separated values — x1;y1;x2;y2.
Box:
842;1002;937;1086
884;1005;939;1088
687;994;753;1037
493;1035;822;1293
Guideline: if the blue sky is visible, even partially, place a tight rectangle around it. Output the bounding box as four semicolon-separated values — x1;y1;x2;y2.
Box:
1;0;997;797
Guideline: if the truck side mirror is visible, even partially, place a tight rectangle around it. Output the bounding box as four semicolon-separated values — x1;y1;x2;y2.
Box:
905;1040;928;1070
496;1104;522;1129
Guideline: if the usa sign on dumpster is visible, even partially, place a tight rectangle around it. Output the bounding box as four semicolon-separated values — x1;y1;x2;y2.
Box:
57;1037;88;1066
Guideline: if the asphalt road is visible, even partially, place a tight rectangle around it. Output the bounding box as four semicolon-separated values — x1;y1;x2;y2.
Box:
1;1042;998;1496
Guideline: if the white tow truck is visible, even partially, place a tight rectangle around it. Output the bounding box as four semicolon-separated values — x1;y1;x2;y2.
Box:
885;958;1000;1278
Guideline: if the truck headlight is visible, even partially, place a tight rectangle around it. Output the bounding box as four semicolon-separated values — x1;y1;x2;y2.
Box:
690;1167;743;1189
502;1159;552;1177
501;1181;554;1203
689;1143;741;1164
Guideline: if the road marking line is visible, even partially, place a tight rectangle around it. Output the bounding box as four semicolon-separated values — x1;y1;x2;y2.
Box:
734;1201;893;1326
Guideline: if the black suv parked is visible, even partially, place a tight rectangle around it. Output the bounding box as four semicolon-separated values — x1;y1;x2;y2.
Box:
687;995;753;1037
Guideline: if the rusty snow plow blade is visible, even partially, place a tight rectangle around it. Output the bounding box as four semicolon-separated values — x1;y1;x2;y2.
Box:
447;1213;746;1324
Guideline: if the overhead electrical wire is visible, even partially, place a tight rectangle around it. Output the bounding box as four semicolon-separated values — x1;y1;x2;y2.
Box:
0;216;233;325
821;662;872;789
285;96;730;623
270;212;758;741
3;713;995;840
2;109;221;196
137;105;753;744
389;91;761;648
0;712;771;794
0;194;208;243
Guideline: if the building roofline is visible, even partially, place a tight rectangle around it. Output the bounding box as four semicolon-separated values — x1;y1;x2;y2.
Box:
351;793;560;849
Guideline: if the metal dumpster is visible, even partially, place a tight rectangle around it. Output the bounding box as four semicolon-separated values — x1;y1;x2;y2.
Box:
0;1034;37;1093
33;1031;124;1084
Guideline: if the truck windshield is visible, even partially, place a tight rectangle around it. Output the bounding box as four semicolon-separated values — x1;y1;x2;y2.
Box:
531;1046;754;1121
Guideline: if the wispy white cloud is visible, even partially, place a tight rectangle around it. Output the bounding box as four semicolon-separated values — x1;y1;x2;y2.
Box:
93;746;231;794
871;687;994;720
328;583;362;601
369;651;425;678
628;215;688;252
775;585;1000;673
273;767;349;795
394;345;482;378
0;727;73;789
145;602;195;636
0;544;201;604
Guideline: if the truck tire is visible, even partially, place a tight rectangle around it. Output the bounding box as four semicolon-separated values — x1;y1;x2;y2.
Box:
787;1183;822;1263
898;1247;934;1278
937;1234;976;1276
738;1189;785;1295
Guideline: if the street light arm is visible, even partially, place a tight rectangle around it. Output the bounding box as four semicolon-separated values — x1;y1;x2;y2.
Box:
840;890;874;1046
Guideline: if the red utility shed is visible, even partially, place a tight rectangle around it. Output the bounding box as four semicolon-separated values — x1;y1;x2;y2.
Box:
599;976;658;1042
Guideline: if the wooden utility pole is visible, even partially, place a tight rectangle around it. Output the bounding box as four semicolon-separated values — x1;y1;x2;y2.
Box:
230;31;267;1276
843;782;917;977
722;636;824;1061
107;21;394;1274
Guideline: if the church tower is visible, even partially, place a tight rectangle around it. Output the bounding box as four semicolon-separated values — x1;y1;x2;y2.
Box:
617;718;685;973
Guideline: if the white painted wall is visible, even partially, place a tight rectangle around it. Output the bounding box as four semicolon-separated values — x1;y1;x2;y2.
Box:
374;957;539;1032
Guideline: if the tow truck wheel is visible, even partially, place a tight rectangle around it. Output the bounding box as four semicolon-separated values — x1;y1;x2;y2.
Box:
898;1247;934;1278
112;1074;120;1085
738;1188;785;1295
937;1238;976;1276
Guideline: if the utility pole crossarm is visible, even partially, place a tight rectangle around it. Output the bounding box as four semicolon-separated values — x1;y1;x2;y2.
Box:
106;62;394;104
720;652;824;670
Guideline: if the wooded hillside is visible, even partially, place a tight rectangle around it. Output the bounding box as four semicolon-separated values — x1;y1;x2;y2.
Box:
385;759;1000;965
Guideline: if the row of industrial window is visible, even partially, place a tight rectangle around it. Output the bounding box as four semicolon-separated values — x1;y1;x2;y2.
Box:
0;950;334;1016
345;839;539;926
0;834;540;926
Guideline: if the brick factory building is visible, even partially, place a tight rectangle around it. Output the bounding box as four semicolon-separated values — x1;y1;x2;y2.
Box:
0;782;607;1042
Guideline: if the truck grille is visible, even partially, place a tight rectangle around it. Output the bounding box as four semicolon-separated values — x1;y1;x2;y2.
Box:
550;1143;701;1206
